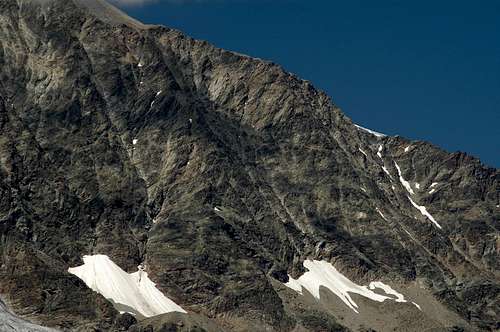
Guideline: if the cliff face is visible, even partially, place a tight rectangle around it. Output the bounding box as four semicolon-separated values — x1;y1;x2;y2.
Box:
0;1;498;331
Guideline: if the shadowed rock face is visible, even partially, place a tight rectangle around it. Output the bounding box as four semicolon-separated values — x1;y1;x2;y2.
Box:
0;0;498;331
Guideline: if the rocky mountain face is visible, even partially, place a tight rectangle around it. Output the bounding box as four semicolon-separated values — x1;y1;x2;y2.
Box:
0;0;498;331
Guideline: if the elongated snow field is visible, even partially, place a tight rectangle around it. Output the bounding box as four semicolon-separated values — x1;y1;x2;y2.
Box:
68;255;186;317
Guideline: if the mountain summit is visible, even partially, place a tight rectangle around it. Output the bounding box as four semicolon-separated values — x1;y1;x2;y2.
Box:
0;0;498;331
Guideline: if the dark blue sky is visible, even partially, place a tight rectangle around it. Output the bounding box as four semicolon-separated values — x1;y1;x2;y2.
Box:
117;0;500;167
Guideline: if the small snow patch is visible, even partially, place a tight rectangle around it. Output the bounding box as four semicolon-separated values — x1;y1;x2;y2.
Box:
429;189;436;194
377;145;383;159
358;148;367;157
394;162;415;195
382;166;392;178
361;187;367;193
430;182;438;188
412;302;422;310
368;282;406;302
156;90;162;97
214;207;222;212
404;146;411;153
415;183;420;190
138;62;143;68
132;139;138;145
407;196;442;229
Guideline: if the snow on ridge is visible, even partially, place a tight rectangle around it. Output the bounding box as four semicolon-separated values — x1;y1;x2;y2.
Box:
284;260;418;313
354;124;386;138
68;255;186;318
407;196;442;229
394;162;415;195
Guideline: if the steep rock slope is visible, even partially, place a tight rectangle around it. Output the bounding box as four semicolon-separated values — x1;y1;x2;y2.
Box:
0;0;498;331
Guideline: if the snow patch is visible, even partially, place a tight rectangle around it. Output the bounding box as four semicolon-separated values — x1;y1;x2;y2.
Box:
430;182;439;188
407;196;442;229
138;62;143;68
404;146;411;153
156;90;162;97
354;124;386;138
283;260;416;313
358;148;367;157
377;145;383;159
361;187;367;193
214;207;222;212
429;189;436;194
284;277;303;294
382;166;392;178
368;282;405;302
68;255;186;317
415;183;420;189
412;302;422;310
132;139;138;145
394;162;415;195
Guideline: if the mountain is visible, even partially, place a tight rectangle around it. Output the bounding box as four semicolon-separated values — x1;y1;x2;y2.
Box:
0;0;498;331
